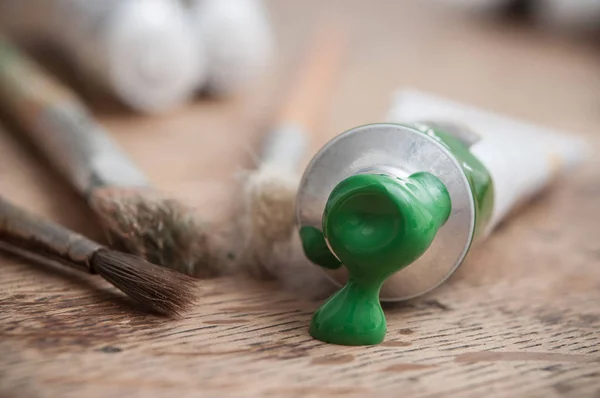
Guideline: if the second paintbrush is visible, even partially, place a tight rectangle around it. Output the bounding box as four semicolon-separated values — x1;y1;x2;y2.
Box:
0;196;198;316
0;34;225;276
230;22;348;297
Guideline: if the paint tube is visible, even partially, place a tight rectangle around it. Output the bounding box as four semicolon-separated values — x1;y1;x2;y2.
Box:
187;0;274;96
51;0;204;113
296;88;586;301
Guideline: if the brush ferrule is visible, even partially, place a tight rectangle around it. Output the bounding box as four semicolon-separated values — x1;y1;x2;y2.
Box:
0;197;103;274
37;102;150;193
260;124;308;173
66;237;102;273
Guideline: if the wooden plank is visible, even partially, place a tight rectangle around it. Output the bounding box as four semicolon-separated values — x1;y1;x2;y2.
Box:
1;1;599;397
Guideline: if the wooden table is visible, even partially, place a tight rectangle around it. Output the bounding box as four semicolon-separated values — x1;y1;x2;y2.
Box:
1;1;599;397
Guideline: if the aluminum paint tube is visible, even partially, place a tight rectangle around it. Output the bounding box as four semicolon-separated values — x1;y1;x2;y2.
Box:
187;0;274;96
52;0;204;113
296;89;586;301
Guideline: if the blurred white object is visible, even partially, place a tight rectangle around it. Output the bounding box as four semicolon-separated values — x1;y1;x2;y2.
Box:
533;0;600;32
188;0;274;96
49;0;205;113
430;0;514;13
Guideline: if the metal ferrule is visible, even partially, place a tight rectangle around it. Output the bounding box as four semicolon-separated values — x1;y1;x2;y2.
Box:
35;102;150;194
296;123;476;301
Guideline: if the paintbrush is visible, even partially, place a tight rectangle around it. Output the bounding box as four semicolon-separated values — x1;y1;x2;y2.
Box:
0;34;221;276
231;23;347;297
0;196;198;316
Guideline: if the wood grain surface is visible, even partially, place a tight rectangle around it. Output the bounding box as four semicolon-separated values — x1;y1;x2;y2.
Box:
1;1;600;397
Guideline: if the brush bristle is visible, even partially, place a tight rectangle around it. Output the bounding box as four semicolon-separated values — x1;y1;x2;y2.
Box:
270;230;337;300
230;165;334;297
89;187;227;277
91;249;198;316
232;165;299;278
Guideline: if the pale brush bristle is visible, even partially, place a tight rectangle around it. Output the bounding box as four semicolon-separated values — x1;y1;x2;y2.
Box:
91;249;198;316
230;165;334;299
269;230;338;300
89;187;227;277
232;165;299;278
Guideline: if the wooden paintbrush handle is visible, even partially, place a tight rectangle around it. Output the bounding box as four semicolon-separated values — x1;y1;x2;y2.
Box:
261;23;348;171
276;23;348;134
0;197;102;273
0;35;149;195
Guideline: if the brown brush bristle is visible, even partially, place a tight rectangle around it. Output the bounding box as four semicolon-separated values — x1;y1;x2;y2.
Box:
89;187;226;277
91;248;198;316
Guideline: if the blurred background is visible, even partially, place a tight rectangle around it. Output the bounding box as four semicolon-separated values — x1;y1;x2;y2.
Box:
1;4;599;395
0;0;598;231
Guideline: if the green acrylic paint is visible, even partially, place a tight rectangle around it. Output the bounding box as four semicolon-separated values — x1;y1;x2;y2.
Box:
304;171;451;345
